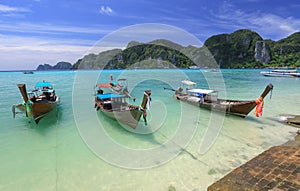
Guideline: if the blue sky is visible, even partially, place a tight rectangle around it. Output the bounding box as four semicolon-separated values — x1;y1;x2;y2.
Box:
0;0;299;70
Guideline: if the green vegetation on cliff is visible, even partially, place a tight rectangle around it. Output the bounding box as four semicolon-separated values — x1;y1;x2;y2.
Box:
204;29;264;68
72;29;300;69
266;32;300;67
72;49;122;69
106;44;194;69
73;43;196;69
204;29;300;68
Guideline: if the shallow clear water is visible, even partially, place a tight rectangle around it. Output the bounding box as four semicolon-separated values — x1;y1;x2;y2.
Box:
0;69;299;191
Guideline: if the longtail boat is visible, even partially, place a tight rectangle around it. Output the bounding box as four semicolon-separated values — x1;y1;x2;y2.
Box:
12;81;59;123
95;78;133;99
166;80;273;117
94;90;151;128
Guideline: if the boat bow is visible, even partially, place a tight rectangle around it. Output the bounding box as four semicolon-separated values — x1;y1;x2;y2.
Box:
260;83;274;99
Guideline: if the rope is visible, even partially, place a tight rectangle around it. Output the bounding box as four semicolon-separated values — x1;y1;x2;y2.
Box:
157;131;209;167
55;107;59;191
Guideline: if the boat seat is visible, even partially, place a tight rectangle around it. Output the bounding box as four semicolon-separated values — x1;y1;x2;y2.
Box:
103;102;112;110
205;95;217;102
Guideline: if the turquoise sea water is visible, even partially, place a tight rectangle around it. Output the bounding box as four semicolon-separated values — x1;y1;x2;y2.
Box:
0;69;299;191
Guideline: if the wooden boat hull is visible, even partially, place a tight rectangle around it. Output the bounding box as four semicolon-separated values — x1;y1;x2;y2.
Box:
14;83;59;123
100;108;142;128
95;90;151;128
31;97;59;123
177;96;256;117
14;97;59;123
215;99;256;117
175;84;273;117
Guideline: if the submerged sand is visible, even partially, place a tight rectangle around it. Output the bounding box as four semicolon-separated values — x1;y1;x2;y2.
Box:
208;124;300;191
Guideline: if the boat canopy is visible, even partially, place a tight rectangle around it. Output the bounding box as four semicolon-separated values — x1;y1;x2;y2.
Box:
272;69;297;73
182;80;196;86
96;83;112;88
35;81;52;88
188;88;216;95
96;93;125;100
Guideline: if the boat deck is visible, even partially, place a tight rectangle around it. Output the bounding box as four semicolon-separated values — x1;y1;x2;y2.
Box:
208;137;300;191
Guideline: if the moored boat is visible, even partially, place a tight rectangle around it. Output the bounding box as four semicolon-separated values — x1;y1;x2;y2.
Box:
260;68;300;77
188;66;201;70
94;90;151;128
169;80;273;117
23;71;34;74
290;72;300;77
95;78;132;98
12;81;59;123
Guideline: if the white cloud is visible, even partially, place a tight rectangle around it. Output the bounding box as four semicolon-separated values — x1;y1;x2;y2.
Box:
0;34;120;70
254;14;299;33
0;4;30;13
0;23;204;70
100;6;114;15
0;22;113;37
211;2;300;40
239;13;299;39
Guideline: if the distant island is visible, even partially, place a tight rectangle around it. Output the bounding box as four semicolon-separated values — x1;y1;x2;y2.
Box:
38;29;300;70
36;61;72;71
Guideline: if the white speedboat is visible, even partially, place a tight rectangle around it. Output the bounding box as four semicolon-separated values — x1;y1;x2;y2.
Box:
260;69;300;77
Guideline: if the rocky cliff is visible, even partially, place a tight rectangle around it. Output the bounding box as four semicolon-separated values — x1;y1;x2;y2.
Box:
73;42;195;69
72;49;122;69
36;64;53;71
254;41;271;63
266;32;300;66
71;29;300;69
36;61;72;70
204;29;264;68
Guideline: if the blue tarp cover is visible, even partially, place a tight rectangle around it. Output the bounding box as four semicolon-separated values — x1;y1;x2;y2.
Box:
189;92;204;97
35;82;52;87
97;93;125;99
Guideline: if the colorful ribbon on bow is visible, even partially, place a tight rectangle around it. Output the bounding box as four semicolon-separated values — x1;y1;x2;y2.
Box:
255;96;264;117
